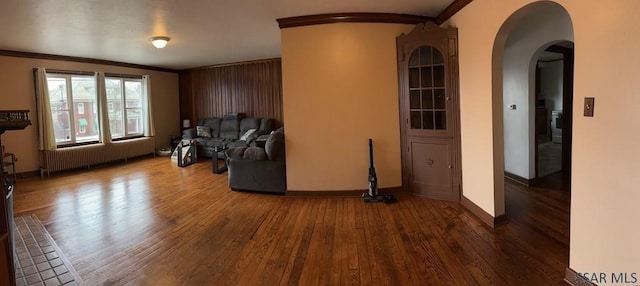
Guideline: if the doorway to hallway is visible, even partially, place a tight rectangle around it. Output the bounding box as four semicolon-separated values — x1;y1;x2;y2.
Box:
534;42;574;182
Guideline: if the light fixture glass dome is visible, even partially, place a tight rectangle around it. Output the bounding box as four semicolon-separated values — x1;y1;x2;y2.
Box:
151;36;170;49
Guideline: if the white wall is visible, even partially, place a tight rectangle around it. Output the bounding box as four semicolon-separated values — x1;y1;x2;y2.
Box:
448;0;640;281
502;5;572;179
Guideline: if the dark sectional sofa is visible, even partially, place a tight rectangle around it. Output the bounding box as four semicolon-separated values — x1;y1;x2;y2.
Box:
226;127;286;193
182;113;274;158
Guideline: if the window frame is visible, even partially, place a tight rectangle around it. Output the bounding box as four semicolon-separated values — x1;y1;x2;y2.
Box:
42;70;148;148
45;73;99;147
105;76;145;140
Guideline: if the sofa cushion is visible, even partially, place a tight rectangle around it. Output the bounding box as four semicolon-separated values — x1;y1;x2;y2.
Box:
265;132;284;160
201;118;221;137
259;118;274;133
240;118;261;133
243;147;268;161
220;118;240;139
226;147;247;159
196;126;212;137
226;140;249;149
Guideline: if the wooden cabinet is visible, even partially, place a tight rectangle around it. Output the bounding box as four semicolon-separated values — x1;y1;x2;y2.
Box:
0;152;14;286
397;23;461;201
0;110;31;286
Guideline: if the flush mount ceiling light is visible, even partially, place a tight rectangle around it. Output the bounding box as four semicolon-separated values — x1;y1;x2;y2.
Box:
150;36;170;49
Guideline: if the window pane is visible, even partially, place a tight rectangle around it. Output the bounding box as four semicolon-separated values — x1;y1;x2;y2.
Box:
410;111;421;129
410;90;420;109
409;50;420;67
409;68;420;88
434;89;446;109
420;67;432;88
422;90;434;109
106;79;124;138
433;65;445;88
433;48;444;65
435;111;447;130
52;110;71;143
47;78;68;110
423;111;434;130
126;108;142;135
124;81;142;108
419;46;432;66
47;77;70;143
72;76;99;142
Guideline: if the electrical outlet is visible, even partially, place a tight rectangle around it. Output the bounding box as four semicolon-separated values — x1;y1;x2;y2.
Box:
584;97;595;117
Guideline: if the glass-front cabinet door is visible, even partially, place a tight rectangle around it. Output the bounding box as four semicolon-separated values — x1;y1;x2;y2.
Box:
408;46;448;133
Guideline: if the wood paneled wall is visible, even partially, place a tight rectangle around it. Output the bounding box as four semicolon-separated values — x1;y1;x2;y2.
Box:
179;59;284;127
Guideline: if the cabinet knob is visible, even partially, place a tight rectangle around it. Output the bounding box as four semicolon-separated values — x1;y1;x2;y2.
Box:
426;158;434;166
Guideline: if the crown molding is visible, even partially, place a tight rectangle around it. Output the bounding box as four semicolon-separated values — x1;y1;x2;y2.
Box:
179;58;281;72
277;13;434;29
0;49;178;73
436;0;473;24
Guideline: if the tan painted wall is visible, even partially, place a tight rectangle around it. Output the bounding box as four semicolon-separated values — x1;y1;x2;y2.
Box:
0;55;180;173
447;0;640;279
281;23;413;191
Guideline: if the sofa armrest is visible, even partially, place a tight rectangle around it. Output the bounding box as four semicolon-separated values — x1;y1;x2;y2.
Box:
227;158;286;193
182;128;197;139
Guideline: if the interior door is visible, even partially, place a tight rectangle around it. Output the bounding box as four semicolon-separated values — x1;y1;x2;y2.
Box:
397;23;461;201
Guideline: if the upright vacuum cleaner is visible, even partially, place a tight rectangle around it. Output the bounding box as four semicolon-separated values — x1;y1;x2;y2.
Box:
363;139;385;203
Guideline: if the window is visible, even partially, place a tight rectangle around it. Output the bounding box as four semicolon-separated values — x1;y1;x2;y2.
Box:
42;71;150;147
46;74;99;145
78;119;87;133
77;103;85;114
106;77;144;139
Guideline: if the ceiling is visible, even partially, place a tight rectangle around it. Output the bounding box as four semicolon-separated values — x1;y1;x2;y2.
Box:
0;0;455;70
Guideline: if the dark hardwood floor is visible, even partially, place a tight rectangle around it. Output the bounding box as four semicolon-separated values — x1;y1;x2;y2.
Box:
13;157;570;285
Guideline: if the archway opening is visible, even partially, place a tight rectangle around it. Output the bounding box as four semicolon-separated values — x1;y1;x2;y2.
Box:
491;0;574;218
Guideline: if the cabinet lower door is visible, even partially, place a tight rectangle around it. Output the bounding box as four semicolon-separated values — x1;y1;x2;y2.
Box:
409;138;458;201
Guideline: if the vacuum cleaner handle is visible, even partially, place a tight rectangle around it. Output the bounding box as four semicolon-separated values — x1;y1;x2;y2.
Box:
368;138;378;197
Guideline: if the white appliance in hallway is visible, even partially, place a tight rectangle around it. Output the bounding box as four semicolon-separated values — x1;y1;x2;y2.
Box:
551;110;563;143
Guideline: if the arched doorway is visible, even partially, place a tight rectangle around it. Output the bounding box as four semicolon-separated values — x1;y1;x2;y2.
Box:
491;2;574;216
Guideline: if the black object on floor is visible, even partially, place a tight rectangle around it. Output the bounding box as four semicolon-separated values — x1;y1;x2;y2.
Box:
363;138;381;203
383;194;397;204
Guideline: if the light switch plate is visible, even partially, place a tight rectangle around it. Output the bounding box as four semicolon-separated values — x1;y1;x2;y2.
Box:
584;97;595;117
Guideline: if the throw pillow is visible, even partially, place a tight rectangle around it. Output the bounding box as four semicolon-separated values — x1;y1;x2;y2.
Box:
239;128;257;141
196;126;212;138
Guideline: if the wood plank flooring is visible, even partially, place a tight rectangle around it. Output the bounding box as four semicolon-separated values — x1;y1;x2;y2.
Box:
13;157;570;285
